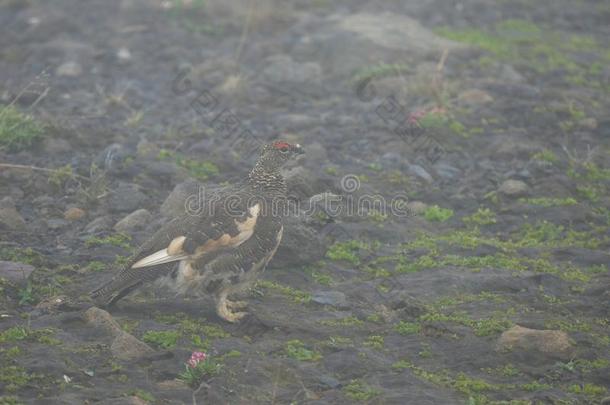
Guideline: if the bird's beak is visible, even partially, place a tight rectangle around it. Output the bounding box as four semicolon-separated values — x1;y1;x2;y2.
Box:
293;143;305;154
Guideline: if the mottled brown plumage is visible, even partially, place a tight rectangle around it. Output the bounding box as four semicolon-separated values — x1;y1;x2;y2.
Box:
90;141;304;322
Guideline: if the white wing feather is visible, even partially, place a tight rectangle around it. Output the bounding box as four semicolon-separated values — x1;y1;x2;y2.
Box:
131;248;189;268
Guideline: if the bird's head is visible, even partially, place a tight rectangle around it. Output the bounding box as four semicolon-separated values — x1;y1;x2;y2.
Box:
257;140;304;170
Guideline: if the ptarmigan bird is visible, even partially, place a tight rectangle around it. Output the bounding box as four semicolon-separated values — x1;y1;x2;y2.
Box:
90;141;304;322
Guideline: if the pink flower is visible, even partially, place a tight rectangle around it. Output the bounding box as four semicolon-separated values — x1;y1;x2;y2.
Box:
187;351;207;368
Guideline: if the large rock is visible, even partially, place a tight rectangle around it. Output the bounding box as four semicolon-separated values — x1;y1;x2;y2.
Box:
284;166;334;201
0;261;34;287
497;325;575;361
292;13;466;78
83;307;123;336
84;307;154;361
107;183;147;213
114;209;152;234
110;331;155;361
337;13;461;54
270;214;326;269
160;179;201;218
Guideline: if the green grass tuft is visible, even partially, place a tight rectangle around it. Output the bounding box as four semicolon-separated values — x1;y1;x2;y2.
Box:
395;321;421;335
326;240;368;266
518;197;577;207
343;379;381;401
85;233;132;249
142;330;180;349
363;335;384;350
462;208;497;226
424;205;454;222
0;366;32;393
0;106;43;152
531;149;559;163
284;339;321;361
128;389;155;402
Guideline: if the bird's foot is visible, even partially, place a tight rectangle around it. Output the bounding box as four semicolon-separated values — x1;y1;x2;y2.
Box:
226;299;248;310
217;297;248;323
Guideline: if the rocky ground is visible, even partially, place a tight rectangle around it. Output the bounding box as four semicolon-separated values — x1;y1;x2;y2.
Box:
1;0;610;404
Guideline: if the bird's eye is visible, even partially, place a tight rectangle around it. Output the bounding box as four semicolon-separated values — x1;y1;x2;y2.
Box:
279;147;289;153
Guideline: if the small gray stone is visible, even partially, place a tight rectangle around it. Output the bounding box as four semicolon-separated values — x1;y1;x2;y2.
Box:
83;216;114;234
408;164;433;183
56;61;82;77
64;207;86;221
114;209;152;233
498;179;528;197
457;89;493;106
107;183;147;213
43;137;72;154
389;293;427;319
598;119;610;138
312;291;348;308
94;143;133;171
142;161;180;179
499;64;525;83
579;117;597;130
117;47;131;62
434;163;460;180
32;195;55;207
381;152;407;169
0;261;35;286
262;54;321;84
0;197;26;231
46;218;67;229
318;374;342;389
406;201;427;215
276;114;318;129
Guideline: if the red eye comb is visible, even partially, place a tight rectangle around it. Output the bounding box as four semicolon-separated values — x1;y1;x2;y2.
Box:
273;141;291;149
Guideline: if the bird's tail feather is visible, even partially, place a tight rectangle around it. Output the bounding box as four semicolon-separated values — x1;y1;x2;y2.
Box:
90;276;142;307
90;263;175;306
